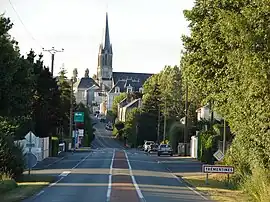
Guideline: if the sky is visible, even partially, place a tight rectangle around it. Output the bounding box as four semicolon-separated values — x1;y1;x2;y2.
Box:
1;0;194;78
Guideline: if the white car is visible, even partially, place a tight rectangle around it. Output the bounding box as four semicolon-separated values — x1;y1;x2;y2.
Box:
144;141;155;152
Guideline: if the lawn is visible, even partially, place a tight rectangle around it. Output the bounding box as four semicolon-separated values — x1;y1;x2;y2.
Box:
182;174;250;202
0;174;55;202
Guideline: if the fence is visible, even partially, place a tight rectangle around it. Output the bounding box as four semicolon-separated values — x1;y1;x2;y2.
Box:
15;131;49;162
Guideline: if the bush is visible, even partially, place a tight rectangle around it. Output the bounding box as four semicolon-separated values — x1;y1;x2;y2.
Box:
242;167;270;202
198;130;219;164
114;121;124;131
168;122;184;153
0;134;25;179
51;137;59;157
0;179;17;194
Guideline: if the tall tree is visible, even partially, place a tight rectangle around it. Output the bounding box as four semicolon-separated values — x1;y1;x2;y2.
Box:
58;68;74;137
31;52;61;138
181;0;270;173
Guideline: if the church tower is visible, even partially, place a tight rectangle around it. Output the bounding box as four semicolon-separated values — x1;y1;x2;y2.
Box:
97;12;113;89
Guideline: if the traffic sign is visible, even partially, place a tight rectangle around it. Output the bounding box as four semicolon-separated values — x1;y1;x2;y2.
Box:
213;149;225;161
74;112;84;123
26;143;35;148
202;165;234;174
24;152;38;169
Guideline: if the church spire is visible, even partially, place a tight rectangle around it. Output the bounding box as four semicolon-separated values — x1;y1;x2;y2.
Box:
103;12;111;52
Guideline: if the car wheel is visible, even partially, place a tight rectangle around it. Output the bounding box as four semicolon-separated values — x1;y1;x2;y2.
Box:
170;153;173;156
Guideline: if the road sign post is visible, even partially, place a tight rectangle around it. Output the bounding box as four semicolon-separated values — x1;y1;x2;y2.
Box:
74;112;84;123
202;165;234;186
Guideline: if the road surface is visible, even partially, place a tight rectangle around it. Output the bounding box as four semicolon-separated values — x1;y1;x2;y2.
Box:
23;117;210;202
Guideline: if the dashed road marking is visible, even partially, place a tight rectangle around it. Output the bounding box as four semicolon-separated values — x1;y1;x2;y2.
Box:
106;149;115;202
124;150;145;201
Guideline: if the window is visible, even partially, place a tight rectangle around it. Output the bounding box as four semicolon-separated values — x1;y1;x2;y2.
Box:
139;87;143;93
115;86;120;93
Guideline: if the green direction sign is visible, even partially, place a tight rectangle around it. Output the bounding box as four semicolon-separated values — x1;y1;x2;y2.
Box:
74;112;84;123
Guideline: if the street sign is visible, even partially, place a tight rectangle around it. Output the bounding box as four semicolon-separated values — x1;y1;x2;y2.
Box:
74;112;84;123
202;165;234;174
24;152;38;169
213;149;225;161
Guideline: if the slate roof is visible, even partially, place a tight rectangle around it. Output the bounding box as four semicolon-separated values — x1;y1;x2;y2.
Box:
77;77;99;89
109;72;153;93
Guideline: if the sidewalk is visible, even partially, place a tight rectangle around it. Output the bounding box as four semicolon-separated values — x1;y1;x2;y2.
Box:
33;152;67;170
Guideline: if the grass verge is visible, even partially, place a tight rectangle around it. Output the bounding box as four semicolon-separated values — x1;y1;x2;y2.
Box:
0;174;55;202
182;174;250;202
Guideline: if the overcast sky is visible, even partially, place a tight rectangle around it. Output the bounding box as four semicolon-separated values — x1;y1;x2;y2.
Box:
1;0;194;78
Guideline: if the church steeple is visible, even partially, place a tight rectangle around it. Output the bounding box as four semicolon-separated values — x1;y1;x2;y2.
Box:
96;12;113;88
104;12;112;53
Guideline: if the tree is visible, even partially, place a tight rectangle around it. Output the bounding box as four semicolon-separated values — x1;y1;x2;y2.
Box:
57;68;74;138
181;0;270;195
84;68;89;78
112;93;127;117
30;51;61;138
72;68;78;82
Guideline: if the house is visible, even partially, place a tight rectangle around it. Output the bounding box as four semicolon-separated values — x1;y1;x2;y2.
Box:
117;97;142;122
74;77;99;106
107;73;152;110
196;104;222;122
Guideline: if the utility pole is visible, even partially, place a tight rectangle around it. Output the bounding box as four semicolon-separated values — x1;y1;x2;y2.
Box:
69;79;74;148
157;105;160;143
42;47;64;76
184;81;188;156
163;100;167;142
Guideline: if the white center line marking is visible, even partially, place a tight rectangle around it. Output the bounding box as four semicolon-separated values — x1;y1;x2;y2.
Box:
106;149;115;202
124;150;145;201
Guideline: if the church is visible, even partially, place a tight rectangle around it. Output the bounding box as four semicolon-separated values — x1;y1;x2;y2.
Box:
75;13;153;113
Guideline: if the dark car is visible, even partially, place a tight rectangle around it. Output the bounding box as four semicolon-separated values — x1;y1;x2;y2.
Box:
148;143;158;153
105;124;113;131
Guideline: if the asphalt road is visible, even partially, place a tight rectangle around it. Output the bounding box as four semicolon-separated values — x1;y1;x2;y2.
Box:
23;117;211;202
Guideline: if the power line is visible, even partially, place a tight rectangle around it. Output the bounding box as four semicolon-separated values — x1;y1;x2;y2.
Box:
8;0;43;49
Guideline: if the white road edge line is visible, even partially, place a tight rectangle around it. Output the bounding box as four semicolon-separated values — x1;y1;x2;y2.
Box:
166;167;208;200
106;149;115;202
51;152;92;186
35;190;45;197
124;150;145;201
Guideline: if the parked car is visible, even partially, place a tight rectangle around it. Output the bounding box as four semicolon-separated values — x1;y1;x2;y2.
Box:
148;143;158;153
100;118;106;122
144;141;155;152
105;124;113;131
157;144;173;156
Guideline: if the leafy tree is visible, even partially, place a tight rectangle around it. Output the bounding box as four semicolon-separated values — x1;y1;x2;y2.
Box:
57;68;74;138
84;68;89;78
181;0;270;193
